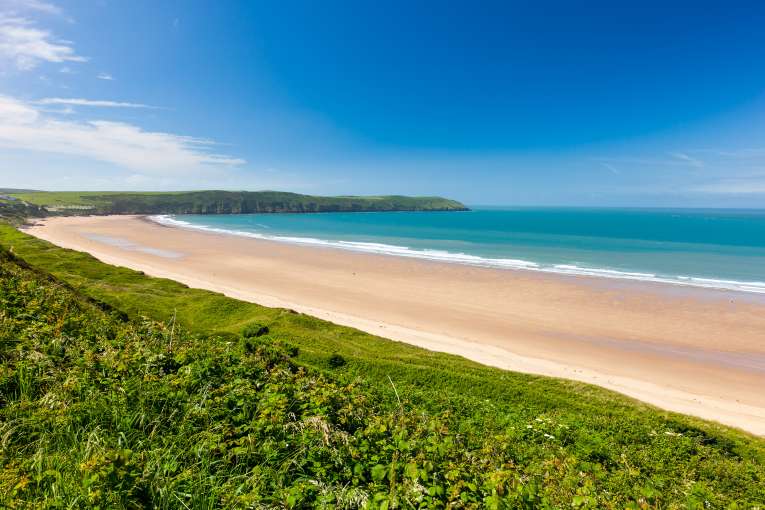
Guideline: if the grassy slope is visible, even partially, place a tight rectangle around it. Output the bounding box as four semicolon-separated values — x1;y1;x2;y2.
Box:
7;190;468;214
2;245;566;508
1;224;765;507
7;191;189;207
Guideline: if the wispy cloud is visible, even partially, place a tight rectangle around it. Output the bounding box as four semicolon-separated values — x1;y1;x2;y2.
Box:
599;162;620;175
0;95;245;174
96;72;114;81
595;156;693;168
36;97;157;109
670;152;703;168
3;0;62;16
595;151;706;171
690;148;765;159
0;14;85;70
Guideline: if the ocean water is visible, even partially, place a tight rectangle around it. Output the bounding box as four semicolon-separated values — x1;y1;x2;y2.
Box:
152;208;765;294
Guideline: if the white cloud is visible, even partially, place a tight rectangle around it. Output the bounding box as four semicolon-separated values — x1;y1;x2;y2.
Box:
0;93;39;122
595;152;708;171
97;72;114;80
2;0;62;15
0;14;85;70
0;95;245;174
670;152;703;168
37;97;157;109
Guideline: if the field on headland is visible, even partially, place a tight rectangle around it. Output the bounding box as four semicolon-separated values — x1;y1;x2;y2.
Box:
2;190;468;216
2;222;765;507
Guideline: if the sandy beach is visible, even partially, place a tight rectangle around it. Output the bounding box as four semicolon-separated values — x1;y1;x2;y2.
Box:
24;215;765;435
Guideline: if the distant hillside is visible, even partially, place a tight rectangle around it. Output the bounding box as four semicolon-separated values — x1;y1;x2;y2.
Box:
0;188;40;194
7;190;469;215
0;195;46;224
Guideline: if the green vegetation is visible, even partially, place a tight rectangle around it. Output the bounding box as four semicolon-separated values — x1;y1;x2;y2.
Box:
6;190;468;215
242;322;270;338
0;197;45;225
1;224;765;508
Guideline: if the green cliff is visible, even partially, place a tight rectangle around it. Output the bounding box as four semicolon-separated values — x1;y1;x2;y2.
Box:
6;190;469;216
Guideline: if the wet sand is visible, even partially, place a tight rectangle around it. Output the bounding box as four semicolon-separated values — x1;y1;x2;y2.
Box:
24;215;765;435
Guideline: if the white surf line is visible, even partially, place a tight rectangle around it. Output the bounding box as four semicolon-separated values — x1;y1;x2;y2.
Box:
149;215;765;296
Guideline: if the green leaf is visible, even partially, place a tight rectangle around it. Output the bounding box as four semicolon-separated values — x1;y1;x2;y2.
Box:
371;464;387;482
404;462;419;479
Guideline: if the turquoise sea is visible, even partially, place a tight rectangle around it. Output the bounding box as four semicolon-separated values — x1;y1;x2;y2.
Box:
154;208;765;294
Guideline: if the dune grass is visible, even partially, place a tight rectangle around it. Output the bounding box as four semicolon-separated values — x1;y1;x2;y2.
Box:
1;223;764;507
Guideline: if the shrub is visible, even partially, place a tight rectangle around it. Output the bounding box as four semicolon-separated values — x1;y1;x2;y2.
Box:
242;322;269;338
282;341;299;357
328;353;346;368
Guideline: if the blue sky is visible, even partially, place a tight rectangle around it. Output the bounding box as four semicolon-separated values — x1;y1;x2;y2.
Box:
1;0;765;206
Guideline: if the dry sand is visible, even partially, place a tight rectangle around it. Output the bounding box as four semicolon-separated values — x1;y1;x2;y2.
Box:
24;215;765;435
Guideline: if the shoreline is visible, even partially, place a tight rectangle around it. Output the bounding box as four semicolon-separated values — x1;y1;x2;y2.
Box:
147;213;765;297
23;215;765;435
